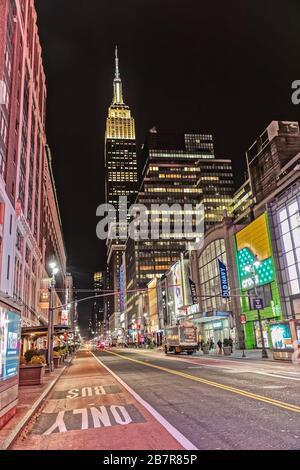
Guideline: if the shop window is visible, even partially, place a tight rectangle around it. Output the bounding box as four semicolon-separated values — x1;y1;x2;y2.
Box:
280;220;289;235
279;208;287;222
283;233;293;253
292;228;300;248
285;251;295;266
290;279;300;295
288;201;299;216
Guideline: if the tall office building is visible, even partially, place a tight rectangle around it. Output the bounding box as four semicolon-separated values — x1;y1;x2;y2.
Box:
105;46;138;211
247;121;300;206
125;129;234;340
88;271;104;338
104;47;138;326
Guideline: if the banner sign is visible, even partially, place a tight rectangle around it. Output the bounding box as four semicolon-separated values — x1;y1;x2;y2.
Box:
189;278;198;305
218;260;230;299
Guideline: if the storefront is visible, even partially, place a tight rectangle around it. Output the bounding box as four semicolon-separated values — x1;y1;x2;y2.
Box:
195;238;237;344
21;325;72;357
194;314;235;347
0;297;21;429
234;213;283;349
269;182;300;321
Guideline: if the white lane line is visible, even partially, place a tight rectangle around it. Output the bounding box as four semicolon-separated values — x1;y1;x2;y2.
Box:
253;371;300;382
92;352;198;451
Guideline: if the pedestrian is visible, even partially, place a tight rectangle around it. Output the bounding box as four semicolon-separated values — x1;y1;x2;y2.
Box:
228;337;233;354
217;339;223;355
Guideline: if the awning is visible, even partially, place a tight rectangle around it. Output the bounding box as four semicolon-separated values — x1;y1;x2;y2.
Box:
190;316;229;324
21;325;71;337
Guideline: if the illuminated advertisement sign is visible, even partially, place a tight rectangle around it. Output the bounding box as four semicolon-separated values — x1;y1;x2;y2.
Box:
119;264;125;313
0;308;21;382
270;323;293;350
235;213;275;291
172;261;183;311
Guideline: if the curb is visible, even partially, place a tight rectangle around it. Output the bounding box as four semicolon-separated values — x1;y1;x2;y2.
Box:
0;357;74;450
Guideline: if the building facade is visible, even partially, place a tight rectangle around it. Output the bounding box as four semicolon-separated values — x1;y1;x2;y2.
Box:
269;180;300;321
0;1;66;329
234;213;283;349
247;121;300;205
230;178;253;222
124;129;234;341
189;216;244;347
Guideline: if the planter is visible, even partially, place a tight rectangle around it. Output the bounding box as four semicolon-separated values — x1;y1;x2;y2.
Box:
53;356;61;368
223;346;232;356
19;364;45;386
202;346;210;355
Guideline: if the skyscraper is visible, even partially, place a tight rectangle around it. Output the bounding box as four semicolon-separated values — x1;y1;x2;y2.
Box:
247;121;300;206
104;47;138;326
124;129;234;341
89;272;104;338
105;46;138;212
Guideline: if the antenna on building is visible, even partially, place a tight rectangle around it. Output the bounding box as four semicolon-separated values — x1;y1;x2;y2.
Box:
115;45;120;80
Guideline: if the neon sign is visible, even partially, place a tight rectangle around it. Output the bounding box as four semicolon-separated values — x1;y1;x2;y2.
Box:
238;248;274;291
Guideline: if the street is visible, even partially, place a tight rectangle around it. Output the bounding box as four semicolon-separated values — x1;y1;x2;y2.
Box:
11;349;300;450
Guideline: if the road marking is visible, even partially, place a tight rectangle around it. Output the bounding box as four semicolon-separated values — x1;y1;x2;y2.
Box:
52;384;121;400
31;405;145;435
252;371;300;382
92;352;197;450
102;350;300;414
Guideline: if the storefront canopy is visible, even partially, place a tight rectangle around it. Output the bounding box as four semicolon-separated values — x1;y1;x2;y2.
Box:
191;314;231;324
21;325;71;337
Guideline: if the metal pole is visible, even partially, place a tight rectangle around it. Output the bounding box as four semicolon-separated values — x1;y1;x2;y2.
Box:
47;276;55;372
253;270;268;359
242;327;246;358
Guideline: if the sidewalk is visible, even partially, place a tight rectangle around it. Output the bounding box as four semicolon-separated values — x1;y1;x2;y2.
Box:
126;346;281;362
0;359;71;450
197;349;274;361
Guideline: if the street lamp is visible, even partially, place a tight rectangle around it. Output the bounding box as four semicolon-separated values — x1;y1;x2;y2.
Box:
47;261;59;372
245;256;268;359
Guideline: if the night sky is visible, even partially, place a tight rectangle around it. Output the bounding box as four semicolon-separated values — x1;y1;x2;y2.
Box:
35;0;300;332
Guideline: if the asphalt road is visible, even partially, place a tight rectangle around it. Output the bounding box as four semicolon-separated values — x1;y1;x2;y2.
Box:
94;348;300;450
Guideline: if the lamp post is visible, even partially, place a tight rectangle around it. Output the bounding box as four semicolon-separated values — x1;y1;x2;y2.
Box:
245;256;268;359
47;262;59;372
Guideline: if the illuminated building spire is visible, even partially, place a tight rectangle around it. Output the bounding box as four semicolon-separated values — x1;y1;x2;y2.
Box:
113;45;124;104
115;45;120;79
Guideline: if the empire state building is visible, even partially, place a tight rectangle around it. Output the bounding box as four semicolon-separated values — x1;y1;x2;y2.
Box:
105;47;138;321
105;47;138;212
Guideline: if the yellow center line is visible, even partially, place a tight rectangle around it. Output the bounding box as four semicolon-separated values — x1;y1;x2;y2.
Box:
103;350;300;414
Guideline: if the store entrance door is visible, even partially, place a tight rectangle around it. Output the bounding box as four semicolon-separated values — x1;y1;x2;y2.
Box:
214;330;223;346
